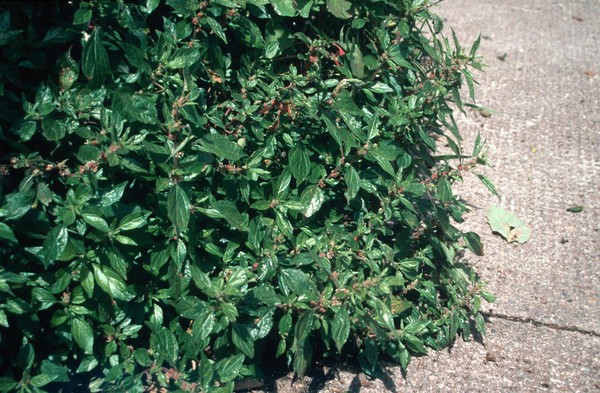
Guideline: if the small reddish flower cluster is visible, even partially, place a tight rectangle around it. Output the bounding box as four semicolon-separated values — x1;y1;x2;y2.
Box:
79;161;99;174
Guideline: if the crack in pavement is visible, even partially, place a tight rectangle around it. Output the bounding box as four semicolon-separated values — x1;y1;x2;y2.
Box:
483;311;600;337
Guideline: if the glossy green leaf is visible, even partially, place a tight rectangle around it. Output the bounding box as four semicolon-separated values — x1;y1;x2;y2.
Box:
29;374;54;388
13;120;36;142
476;174;499;198
112;87;159;124
145;0;160;13
332;309;350;352
76;356;99;373
82;28;109;86
0;377;18;392
404;334;426;354
368;82;394;94
92;264;134;301
463;231;484;256
167;47;201;69
216;354;245;383
100;182;128;207
437;177;452;204
198;133;246;161
300;186;325;218
326;0;352;19
344;166;360;201
0;222;18;244
289;146;311;184
118;211;147;231
369;297;395;331
210;200;248;231
82;213;111;233
232;324;254;358
154;329;178;365
31;287;56;310
205;17;227;44
40;360;69;383
278;268;318;300
1;191;34;221
42;226;68;267
167;184;190;232
71;318;94;354
271;0;297;16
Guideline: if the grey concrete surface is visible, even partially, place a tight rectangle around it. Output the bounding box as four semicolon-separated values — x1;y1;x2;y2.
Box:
249;0;600;391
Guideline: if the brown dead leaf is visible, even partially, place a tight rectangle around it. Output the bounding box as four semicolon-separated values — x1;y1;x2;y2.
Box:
571;15;584;22
583;70;596;78
207;68;223;83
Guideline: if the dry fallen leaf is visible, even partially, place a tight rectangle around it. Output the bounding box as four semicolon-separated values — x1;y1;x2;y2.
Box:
487;205;531;244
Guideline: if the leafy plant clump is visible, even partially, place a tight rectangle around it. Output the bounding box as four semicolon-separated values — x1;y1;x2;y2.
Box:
0;0;495;391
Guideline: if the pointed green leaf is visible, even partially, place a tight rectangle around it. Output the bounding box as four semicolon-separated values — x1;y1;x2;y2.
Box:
0;222;18;244
32;288;56;310
0;378;18;392
92;264;134;300
275;168;292;197
204;17;227;44
476;174;499;198
344;166;360;201
292;339;313;377
437;177;452;204
289;147;311;184
115;235;138;246
43;226;68;267
370;297;395;331
326;0;352;19
404;334;426;354
71;318;94;354
231;16;265;48
271;0;296;16
112;87;159;124
567;205;583;213
301;186;325;218
29;374;54;388
13;120;37;142
167;184;190;232
76;356;99;373
118;211;147;231
198;133;246;161
82;213;111;233
463;231;484;256
278;268;318;300
368;82;394;94
166;47;202;69
1;191;34;221
100;182;128;207
232;324;254;358
145;0;160;13
82;28;109;86
210;200;248;231
332;309;350;353
154;329;178;366
215;354;245;383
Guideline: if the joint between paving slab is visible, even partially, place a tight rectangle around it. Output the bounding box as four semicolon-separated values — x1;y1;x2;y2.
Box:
483;311;600;337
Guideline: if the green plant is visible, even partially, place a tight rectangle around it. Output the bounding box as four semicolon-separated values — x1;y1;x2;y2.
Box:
0;0;495;391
